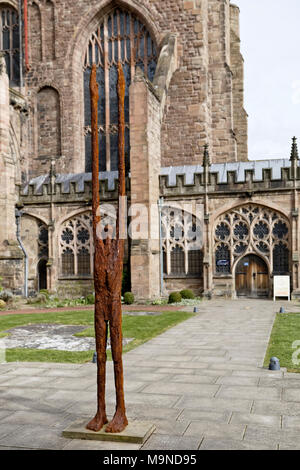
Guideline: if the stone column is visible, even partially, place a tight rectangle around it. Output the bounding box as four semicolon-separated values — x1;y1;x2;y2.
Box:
129;70;161;301
0;55;24;293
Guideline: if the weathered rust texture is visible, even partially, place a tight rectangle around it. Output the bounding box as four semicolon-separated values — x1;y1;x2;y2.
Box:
86;62;128;434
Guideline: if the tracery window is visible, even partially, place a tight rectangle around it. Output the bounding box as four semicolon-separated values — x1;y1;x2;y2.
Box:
214;205;290;275
0;7;20;85
83;7;158;173
60;213;93;277
162;208;203;276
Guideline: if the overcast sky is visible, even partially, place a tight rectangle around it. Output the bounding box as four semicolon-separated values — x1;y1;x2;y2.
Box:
232;0;300;160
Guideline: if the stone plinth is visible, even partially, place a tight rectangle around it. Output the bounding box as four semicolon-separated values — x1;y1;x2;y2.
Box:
62;418;156;445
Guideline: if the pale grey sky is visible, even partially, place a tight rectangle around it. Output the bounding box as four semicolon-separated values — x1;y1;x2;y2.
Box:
232;0;300;160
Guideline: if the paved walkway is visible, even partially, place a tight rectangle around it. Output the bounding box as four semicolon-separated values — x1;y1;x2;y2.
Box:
0;299;300;450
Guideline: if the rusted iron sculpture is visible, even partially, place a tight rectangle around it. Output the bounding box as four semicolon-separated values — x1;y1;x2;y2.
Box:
86;62;128;433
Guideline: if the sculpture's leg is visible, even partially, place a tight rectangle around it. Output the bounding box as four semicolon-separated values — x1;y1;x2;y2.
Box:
105;309;128;433
86;313;108;432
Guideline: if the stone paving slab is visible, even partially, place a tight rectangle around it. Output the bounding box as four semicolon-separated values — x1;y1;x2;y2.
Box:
141;435;201;450
1;299;300;450
185;421;246;440
200;438;277;450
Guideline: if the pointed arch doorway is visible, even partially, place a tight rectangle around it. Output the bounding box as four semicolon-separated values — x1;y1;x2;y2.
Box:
235;254;269;298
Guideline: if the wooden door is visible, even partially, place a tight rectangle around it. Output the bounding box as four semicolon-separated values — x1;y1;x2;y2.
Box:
236;255;269;298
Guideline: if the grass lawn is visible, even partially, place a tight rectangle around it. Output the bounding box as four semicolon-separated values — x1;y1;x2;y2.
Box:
264;312;300;373
0;309;194;364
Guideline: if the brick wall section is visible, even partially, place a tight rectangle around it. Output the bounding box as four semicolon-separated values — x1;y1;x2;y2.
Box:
28;2;42;62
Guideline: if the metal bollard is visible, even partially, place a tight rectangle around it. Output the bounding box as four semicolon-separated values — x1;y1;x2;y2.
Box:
92;352;97;363
193;307;199;313
279;307;285;313
269;357;280;371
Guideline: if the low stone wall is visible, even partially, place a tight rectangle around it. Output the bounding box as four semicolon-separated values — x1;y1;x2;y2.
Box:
163;277;203;296
56;279;94;299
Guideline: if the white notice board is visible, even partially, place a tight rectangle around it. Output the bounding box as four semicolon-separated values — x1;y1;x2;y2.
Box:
273;276;290;301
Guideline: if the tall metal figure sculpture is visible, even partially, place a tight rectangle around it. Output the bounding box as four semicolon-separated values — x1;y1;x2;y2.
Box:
86;62;128;433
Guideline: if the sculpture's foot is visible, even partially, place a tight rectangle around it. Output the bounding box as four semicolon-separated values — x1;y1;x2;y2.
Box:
86;413;108;432
105;409;128;434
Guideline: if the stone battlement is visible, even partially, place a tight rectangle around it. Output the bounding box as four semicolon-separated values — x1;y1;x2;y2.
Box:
18;159;299;204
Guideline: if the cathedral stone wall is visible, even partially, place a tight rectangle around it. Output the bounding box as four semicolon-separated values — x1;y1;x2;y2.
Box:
3;0;300;301
23;0;247;180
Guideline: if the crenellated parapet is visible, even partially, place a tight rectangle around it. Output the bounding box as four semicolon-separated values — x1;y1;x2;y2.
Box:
18;158;300;204
160;159;298;197
18;171;130;204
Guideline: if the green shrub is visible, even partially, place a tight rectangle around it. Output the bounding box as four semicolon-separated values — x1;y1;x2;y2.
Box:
124;292;134;305
0;299;6;309
86;294;95;305
39;289;50;300
180;289;195;300
168;292;182;304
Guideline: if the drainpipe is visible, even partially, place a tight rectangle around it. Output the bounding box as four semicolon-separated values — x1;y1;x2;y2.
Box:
15;208;28;297
158;197;165;297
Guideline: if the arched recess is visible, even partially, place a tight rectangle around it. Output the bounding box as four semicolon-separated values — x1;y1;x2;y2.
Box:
36;85;61;163
20;214;49;290
83;4;158;173
234;253;269;298
213;204;291;278
28;1;42;62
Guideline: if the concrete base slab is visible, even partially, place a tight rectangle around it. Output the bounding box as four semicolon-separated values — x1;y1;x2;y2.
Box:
62;418;156;444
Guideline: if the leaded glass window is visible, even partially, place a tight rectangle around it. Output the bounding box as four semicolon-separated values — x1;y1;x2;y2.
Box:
216;244;231;274
0;7;20;85
188;250;203;276
171;246;185;275
62;248;75;276
83;7;158;172
273;242;289;274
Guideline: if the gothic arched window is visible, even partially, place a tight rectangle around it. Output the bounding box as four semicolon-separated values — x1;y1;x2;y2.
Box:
0;6;20;85
83;7;158;173
214;204;290;275
60;213;93;277
162;207;203;276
